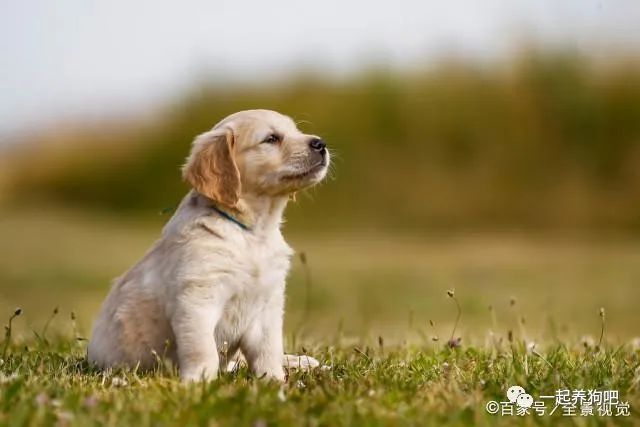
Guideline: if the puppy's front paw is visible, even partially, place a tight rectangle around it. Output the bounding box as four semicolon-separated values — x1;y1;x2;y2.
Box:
255;366;286;382
283;354;320;370
180;364;219;382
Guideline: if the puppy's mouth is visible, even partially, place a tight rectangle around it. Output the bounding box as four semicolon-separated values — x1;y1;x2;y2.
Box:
281;161;327;181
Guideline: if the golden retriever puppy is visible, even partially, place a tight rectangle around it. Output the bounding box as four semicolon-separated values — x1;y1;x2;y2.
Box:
88;110;329;381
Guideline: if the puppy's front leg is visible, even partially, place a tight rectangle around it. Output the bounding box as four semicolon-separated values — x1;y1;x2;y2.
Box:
241;300;285;381
171;294;224;382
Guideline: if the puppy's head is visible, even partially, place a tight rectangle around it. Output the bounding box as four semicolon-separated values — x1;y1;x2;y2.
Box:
182;110;329;208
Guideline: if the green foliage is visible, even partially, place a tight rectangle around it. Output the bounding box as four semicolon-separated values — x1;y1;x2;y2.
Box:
1;338;638;426
5;52;640;230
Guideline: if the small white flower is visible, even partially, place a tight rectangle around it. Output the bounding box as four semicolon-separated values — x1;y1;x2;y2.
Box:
526;341;536;354
0;372;18;384
111;376;129;387
580;335;595;349
296;380;305;389
320;364;332;371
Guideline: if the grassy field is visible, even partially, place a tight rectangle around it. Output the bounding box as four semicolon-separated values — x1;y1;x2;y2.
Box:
1;209;640;425
1;208;640;343
1;334;639;426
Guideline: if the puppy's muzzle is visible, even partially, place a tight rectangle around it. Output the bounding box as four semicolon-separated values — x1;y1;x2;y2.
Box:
308;137;328;166
309;137;327;154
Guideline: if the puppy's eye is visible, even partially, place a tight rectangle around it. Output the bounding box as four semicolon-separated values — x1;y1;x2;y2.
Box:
262;134;280;144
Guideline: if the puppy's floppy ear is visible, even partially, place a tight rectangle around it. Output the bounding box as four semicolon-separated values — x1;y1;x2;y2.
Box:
182;127;241;208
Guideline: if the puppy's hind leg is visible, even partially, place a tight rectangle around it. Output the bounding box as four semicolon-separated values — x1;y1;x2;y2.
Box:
225;354;320;373
283;354;320;370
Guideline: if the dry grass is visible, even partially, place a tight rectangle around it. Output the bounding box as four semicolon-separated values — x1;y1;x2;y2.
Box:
1;208;639;345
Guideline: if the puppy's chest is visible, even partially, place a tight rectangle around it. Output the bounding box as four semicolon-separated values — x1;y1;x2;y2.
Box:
217;237;291;337
239;237;292;292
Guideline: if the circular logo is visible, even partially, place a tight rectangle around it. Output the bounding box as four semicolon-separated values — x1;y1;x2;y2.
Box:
485;400;500;414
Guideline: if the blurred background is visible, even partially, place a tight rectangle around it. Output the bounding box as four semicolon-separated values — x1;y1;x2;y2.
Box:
1;0;639;345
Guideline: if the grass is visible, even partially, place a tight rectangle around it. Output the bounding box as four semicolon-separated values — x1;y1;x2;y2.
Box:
1;328;639;426
1;208;640;425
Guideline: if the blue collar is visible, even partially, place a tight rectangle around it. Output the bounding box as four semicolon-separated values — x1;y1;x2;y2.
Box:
211;205;251;231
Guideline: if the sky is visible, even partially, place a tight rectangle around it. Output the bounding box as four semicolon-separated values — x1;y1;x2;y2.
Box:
1;0;639;140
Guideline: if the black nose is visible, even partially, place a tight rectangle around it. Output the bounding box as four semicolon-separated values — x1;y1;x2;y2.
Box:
309;137;326;153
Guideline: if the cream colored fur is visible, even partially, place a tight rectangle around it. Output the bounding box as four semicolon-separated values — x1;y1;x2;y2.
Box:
88;110;328;381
